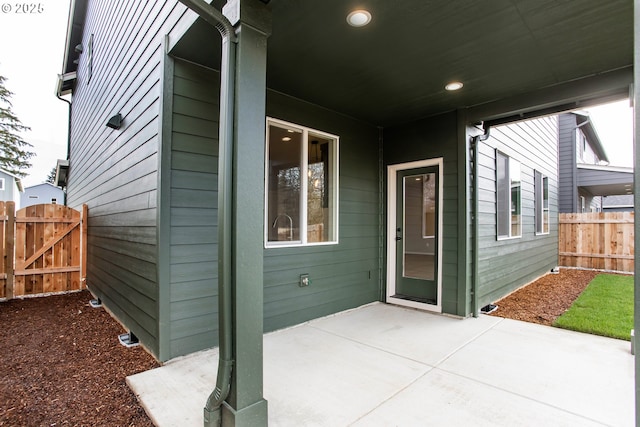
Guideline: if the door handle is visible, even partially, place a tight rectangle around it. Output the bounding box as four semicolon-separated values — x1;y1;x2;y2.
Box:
395;236;402;241
396;227;402;241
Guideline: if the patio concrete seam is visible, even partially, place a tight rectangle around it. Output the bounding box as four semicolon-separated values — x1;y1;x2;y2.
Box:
306;323;436;368
429;316;507;367
346;367;439;427
432;367;611;426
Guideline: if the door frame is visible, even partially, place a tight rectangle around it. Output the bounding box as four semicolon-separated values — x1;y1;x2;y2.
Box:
386;158;444;312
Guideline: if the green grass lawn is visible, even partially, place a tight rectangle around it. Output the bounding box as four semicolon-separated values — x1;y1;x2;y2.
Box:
553;273;634;341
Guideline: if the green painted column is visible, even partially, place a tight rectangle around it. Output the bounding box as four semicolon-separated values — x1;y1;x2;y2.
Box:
221;0;270;426
634;1;640;425
456;109;471;317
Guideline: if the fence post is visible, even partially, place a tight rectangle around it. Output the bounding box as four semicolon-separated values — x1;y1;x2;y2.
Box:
6;201;15;299
80;204;88;289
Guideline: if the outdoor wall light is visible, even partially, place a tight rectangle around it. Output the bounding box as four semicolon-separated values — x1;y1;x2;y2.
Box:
75;43;83;53
106;113;123;130
347;10;371;27
445;81;464;91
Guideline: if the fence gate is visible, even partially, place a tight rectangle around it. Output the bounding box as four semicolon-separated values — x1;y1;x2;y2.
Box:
0;202;87;299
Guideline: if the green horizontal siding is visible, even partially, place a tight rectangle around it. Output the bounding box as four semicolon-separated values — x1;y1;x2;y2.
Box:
67;1;196;359
475;116;559;307
263;91;381;333
168;59;221;359
164;61;382;358
384;111;461;315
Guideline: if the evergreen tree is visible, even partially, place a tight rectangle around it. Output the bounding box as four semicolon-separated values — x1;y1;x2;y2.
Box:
46;166;57;185
0;75;34;178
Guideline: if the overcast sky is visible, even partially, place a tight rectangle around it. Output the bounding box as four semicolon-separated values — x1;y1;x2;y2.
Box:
0;1;634;188
0;0;70;187
583;99;634;168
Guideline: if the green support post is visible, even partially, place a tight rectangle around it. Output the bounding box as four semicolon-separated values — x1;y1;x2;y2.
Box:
221;1;271;426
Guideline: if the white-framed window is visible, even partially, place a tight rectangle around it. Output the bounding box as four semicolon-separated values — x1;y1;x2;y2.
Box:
535;171;549;235
496;151;521;239
265;118;339;247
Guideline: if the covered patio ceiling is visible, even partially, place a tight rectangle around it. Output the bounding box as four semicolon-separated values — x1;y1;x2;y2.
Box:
172;0;633;127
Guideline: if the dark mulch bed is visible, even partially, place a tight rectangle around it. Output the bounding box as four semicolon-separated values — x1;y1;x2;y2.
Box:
488;268;600;325
0;290;159;426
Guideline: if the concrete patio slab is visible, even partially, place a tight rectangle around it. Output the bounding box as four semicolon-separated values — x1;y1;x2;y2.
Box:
438;317;635;427
264;324;430;426
127;302;634;427
127;348;219;427
351;369;604;427
308;303;502;365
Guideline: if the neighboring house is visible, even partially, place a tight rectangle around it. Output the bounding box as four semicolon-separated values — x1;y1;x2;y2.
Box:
0;169;23;210
20;183;65;208
56;1;633;422
558;112;633;213
602;194;634;212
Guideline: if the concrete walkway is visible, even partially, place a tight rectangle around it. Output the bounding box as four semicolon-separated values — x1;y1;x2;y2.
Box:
127;303;634;426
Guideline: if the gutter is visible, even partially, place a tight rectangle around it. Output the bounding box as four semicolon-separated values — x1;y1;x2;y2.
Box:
55;90;71;205
176;1;237;426
470;124;490;317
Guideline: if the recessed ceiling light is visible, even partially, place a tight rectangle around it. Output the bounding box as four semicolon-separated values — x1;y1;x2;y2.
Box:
445;81;464;91
347;10;372;27
282;137;292;142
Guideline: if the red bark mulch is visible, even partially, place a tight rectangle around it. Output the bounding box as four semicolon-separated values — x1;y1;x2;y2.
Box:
488;268;600;325
0;290;159;426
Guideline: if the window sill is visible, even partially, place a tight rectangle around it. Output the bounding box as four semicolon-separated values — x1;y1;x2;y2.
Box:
496;235;522;241
265;241;339;249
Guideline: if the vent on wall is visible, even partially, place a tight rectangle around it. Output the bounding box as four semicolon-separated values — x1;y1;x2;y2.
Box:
480;304;498;314
118;331;139;348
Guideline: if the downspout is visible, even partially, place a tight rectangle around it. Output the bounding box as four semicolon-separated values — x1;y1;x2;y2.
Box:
175;1;237;426
471;124;490;317
55;94;71;205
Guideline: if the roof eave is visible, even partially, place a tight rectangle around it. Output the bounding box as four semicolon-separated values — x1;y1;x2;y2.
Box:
576;114;610;163
61;0;88;76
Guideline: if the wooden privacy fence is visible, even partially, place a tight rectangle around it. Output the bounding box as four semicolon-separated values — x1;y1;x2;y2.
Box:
0;202;87;300
559;212;634;273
